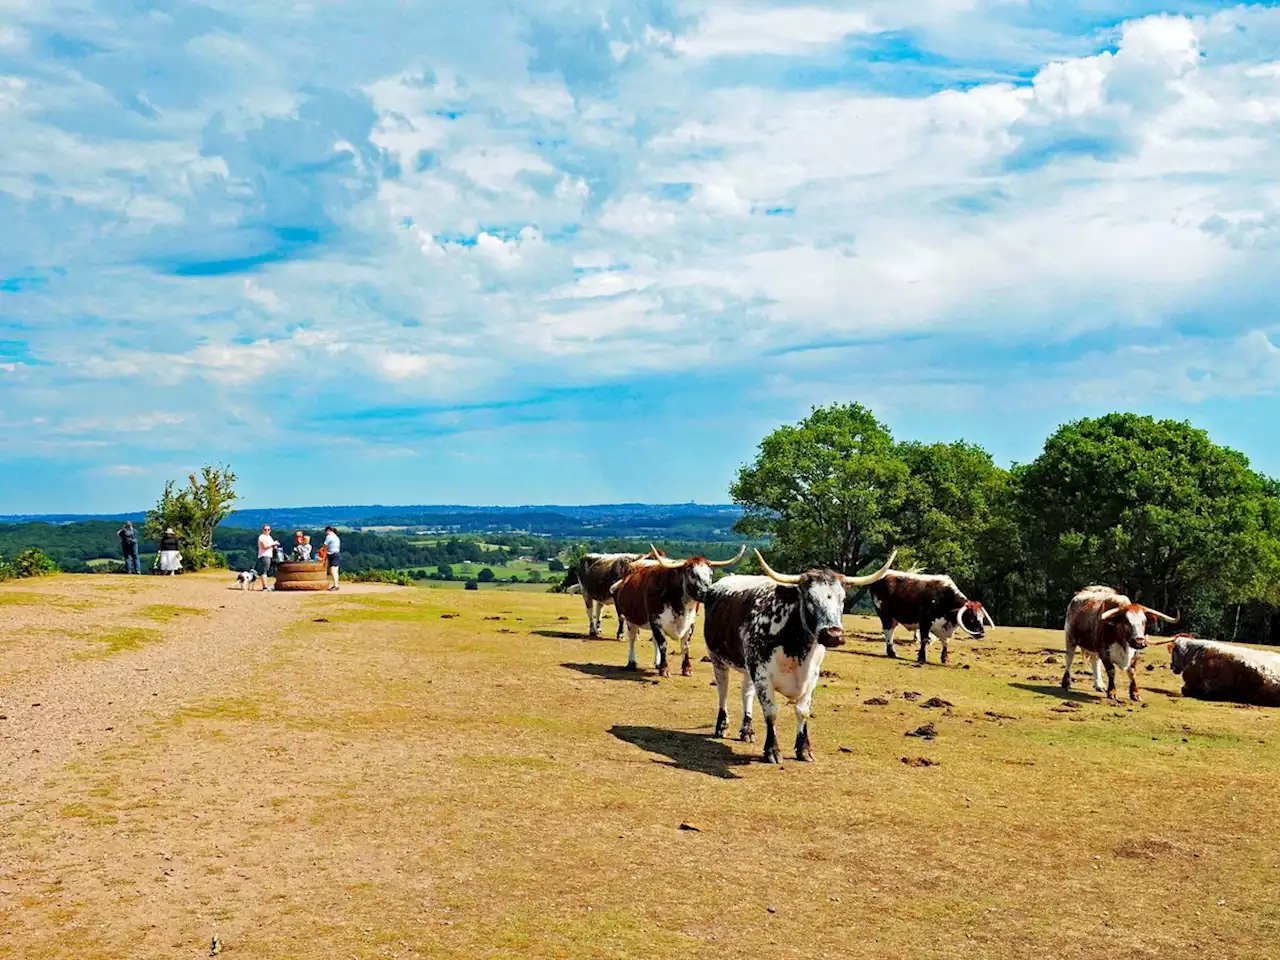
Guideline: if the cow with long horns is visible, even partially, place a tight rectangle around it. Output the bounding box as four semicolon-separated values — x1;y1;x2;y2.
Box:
610;545;746;677
703;549;897;763
566;548;663;639
1063;585;1177;702
868;570;995;664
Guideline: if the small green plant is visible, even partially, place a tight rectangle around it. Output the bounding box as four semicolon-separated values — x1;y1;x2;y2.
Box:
350;569;414;587
0;548;59;582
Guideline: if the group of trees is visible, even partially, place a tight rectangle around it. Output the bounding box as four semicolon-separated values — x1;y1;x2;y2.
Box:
733;404;1280;641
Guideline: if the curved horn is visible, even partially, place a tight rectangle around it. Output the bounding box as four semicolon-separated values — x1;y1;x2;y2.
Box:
839;549;898;588
953;610;979;638
980;606;996;628
643;545;661;560
1143;606;1178;624
754;549;801;586
652;546;686;569
1100;607;1122;621
706;544;747;569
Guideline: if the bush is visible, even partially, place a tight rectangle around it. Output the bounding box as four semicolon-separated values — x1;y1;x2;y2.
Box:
0;548;59;581
548;558;566;573
92;560;127;575
477;568;495;583
464;579;479;591
350;569;413;586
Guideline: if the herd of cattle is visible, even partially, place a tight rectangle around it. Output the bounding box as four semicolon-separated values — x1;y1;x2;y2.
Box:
562;547;1280;763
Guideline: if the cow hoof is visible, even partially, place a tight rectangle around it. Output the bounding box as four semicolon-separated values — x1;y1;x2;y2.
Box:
1060;678;1071;691
941;655;951;666
681;666;693;678
623;662;638;672
796;748;814;763
763;746;782;765
885;648;897;659
714;723;728;738
658;666;670;678
739;725;755;744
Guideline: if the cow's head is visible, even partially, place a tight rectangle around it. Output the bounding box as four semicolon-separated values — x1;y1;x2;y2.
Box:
651;544;746;601
756;549;898;648
952;600;995;639
1167;634;1197;674
1100;602;1177;649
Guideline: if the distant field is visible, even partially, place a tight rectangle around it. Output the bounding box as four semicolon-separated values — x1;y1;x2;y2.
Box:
3;573;1279;958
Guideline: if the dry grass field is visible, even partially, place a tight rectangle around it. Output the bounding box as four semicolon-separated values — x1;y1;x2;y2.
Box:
2;573;1279;959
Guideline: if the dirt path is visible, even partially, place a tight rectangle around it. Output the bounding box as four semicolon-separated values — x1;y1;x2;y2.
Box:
0;574;387;796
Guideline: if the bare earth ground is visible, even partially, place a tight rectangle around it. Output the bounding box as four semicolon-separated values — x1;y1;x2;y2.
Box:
2;574;1279;959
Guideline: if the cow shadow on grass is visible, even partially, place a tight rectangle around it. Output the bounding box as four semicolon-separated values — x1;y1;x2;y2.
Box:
562;662;659;684
1009;682;1098;704
534;629;593;641
609;725;752;779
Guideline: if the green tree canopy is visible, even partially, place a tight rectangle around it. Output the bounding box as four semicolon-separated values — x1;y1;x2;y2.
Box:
1017;413;1280;630
144;465;239;571
731;403;908;573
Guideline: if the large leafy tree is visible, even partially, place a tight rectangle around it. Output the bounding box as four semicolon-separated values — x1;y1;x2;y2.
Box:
1017;414;1280;630
731;403;908;573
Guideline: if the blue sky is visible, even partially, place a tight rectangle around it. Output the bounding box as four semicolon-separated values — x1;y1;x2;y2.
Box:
2;1;1280;512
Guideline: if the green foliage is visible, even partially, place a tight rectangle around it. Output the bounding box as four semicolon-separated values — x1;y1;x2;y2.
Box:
144;465;238;571
477;568;496;583
0;548;59;581
1017;413;1280;633
547;558;566;573
464;579;479;591
731;403;907;573
351;569;414;586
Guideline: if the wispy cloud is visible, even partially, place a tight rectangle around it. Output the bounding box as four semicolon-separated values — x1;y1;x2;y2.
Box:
2;1;1280;511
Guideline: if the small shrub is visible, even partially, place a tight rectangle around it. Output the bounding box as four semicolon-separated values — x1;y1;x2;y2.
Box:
0;549;59;582
350;569;413;587
464;579;479;591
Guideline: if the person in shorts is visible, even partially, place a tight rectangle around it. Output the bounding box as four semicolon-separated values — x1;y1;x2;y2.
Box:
324;525;342;591
256;524;280;592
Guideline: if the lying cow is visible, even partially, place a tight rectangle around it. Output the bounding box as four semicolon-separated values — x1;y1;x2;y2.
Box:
1063;585;1176;702
1169;635;1280;707
703;549;896;763
610;546;745;676
569;549;662;639
869;570;994;664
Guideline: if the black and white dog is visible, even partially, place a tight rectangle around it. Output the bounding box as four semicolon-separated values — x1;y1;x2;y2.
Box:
236;570;262;591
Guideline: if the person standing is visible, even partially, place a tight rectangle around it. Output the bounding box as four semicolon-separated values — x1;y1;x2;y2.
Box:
158;528;183;575
323;525;342;591
256;524;280;592
117;520;140;575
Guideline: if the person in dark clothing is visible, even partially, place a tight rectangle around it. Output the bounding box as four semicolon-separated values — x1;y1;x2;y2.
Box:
117;521;140;575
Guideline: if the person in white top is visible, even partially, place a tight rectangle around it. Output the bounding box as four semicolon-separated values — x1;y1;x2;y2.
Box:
323;526;342;591
256;524;280;592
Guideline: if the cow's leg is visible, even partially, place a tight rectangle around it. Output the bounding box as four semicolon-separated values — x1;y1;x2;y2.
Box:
739;675;756;743
1061;635;1076;690
1128;657;1142;702
585;595;598;638
794;686;816;762
939;625;952;666
883;622;898;658
680;623;694;677
1091;654;1105;692
650;618;669;677
624;621;640;670
1101;647;1120;702
916;627;929;664
712;660;730;737
753;665;781;764
615;604;625;641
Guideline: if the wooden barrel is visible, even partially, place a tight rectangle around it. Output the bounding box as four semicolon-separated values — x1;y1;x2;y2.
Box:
273;560;329;591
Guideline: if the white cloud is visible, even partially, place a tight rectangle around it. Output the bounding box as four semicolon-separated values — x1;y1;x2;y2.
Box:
674;3;873;58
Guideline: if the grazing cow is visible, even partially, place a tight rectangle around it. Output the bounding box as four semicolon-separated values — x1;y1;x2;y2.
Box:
868;571;994;664
1063;586;1176;701
1169;636;1280;707
569;549;662;639
610;546;745;676
703;549;897;763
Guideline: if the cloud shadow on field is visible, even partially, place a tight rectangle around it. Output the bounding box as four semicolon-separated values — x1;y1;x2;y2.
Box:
562;662;658;683
609;725;751;780
1009;682;1097;703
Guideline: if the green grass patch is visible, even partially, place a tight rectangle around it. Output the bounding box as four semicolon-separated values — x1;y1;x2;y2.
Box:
57;803;118;826
77;626;162;658
135;603;205;622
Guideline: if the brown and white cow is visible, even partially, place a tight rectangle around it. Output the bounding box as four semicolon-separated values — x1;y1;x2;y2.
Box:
1169;635;1280;707
703;549;897;763
869;570;994;664
1063;586;1176;701
566;549;662;639
609;546;745;676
